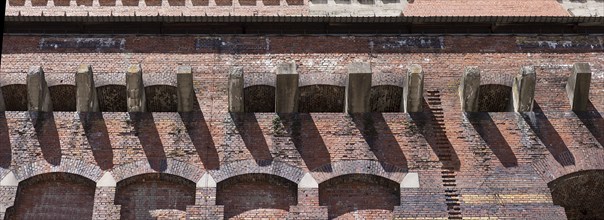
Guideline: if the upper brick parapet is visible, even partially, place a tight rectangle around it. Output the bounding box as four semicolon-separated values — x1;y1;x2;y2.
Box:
403;0;572;17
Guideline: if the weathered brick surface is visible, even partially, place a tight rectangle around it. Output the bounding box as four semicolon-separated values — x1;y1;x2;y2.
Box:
0;34;603;219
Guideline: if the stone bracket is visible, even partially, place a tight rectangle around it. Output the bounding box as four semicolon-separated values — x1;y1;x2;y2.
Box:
403;64;424;113
76;64;100;112
126;64;146;112
346;62;372;113
275;62;299;113
27;66;53;112
228;67;244;113
177;65;195;112
459;66;481;112
512;66;536;112
566;62;592;111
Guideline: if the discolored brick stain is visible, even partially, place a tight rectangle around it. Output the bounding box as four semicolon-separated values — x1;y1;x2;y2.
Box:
115;174;196;220
145;0;162;6
217;174;297;219
191;0;209;5
30;0;47;6
371;85;403;112
5;173;96;220
244;85;275;112
549;170;604;219
49;85;77;112
478;84;512;112
99;0;116;6
145;85;178;112
54;0;70;6
1;85;28;111
319;174;400;219
122;0;139;6
299;85;345;113
167;0;186;6
76;0;93;6
97;85;127;112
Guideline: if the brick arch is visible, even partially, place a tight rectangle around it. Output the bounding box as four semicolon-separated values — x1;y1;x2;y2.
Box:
311;160;406;184
95;73;126;87
478;84;512;112
244;72;275;88
480;73;514;87
216;173;298;219
45;74;75;87
210;159;305;184
1;84;28;111
144;85;178;112
548;169;604;219
13;158;104;183
143;74;177;87
5;172;96;220
110;159;204;183
533;149;604;183
371;72;405;87
299;73;346;87
115;173;196;220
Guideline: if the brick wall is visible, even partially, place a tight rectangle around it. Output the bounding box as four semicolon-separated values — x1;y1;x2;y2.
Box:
0;34;603;219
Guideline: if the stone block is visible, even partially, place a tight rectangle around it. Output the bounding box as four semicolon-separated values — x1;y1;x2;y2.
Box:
512;66;536;112
275;62;299;113
126;64;146;112
566;62;591;111
403;64;424;113
177;65;195;112
459;66;481;112
346;62;372;113
27;66;53;112
76;64;99;112
228;67;244;113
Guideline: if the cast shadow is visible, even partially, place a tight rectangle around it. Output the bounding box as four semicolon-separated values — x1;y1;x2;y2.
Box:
0;113;11;168
409;99;461;170
467;112;518;167
129;112;167;172
32;112;61;166
522;102;575;166
278;113;331;171
81;112;114;170
180;111;220;170
231;113;272;162
351;113;408;171
575;101;604;148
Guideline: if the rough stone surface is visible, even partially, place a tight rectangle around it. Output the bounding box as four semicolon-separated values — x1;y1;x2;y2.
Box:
459;66;481;112
275;62;299;113
404;64;424;113
76;64;100;112
346;62;372;113
513;66;536;112
26;66;52;112
228;67;244;113
566;62;592;111
126;64;145;112
177;65;195;112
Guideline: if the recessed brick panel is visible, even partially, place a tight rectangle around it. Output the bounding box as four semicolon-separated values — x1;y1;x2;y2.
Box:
299;85;345;113
54;0;71;6
549;170;604;219
5;173;96;220
244;85;275;112
320;174;400;219
8;0;26;6
217;174;297;219
97;85;127;112
478;84;512;112
1;85;28;111
49;85;77;112
371;85;403;112
76;0;93;6
115;174;196;220
145;85;178;112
